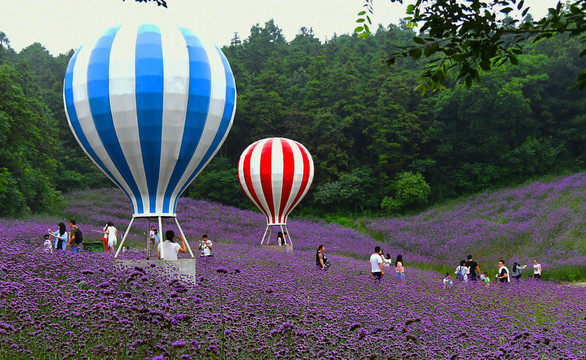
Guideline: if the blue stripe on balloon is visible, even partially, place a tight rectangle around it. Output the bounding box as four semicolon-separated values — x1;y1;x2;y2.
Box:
135;24;164;214
174;45;236;209
64;45;137;214
162;27;212;214
87;25;145;214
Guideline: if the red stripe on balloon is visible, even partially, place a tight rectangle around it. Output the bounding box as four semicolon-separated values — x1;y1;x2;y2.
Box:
278;139;295;224
260;139;275;224
241;142;270;221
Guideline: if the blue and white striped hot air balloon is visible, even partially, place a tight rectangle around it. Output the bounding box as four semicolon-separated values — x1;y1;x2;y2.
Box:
63;23;236;218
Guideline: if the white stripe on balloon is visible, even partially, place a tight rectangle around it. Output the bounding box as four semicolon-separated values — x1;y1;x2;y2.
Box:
168;37;227;209
279;139;300;222
157;24;190;215
271;138;284;222
249;141;272;222
71;36;138;212
109;23;150;212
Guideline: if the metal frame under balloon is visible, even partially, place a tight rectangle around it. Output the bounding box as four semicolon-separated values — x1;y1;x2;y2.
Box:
114;215;196;260
260;224;293;246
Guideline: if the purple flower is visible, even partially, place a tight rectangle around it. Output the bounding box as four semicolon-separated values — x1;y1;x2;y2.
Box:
172;340;186;348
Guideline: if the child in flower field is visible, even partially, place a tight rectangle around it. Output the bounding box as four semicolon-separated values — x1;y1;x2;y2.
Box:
480;272;490;286
43;234;53;253
443;273;453;288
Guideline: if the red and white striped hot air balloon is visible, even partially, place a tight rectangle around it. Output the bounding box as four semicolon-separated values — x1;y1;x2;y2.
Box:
238;137;314;245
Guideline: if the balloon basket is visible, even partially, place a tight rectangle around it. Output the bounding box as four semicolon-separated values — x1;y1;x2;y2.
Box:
113;215;196;261
261;244;294;254
114;259;196;281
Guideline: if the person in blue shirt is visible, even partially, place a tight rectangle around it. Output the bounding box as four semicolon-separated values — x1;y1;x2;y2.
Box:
48;222;68;251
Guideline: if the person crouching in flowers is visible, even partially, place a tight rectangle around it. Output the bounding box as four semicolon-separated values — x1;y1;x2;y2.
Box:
157;230;186;260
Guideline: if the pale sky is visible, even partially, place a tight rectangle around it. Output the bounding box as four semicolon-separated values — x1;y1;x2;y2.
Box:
3;0;557;56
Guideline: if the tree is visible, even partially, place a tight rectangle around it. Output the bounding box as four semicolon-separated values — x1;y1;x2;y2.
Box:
356;0;586;94
381;171;431;214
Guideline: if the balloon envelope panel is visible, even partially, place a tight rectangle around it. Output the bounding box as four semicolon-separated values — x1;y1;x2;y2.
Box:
238;138;314;225
63;24;236;217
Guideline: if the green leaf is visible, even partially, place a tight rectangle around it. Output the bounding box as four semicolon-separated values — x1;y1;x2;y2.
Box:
517;0;524;10
356;18;365;23
413;37;426;44
480;59;491;71
424;43;439;57
357;10;366;15
354;26;364;34
509;55;518;65
500;7;513;14
409;48;422;60
407;4;416;14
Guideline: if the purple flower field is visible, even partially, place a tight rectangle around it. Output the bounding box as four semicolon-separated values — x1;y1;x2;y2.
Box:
1;175;585;359
363;173;586;281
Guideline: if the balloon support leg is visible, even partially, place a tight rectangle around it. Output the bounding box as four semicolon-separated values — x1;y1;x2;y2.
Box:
114;216;195;260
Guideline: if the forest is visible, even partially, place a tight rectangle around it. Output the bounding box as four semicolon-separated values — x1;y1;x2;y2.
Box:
0;20;585;217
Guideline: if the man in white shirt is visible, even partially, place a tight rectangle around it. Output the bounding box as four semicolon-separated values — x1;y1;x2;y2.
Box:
157;230;187;260
198;234;213;257
370;246;384;280
496;260;510;283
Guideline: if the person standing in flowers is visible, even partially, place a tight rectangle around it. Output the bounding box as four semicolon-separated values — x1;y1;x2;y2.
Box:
465;254;481;281
67;220;81;254
100;222;109;252
455;260;469;282
48;222;68;251
382;253;392;268
149;225;157;245
152;229;160;246
277;231;289;246
511;262;527;281
496;260;510;283
370;246;384;280
157;230;187;260
395;254;405;280
316;244;329;270
532;260;542;279
198;234;213;257
105;222;118;254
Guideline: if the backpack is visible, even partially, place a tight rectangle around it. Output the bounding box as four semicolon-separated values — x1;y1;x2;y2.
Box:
456;266;464;280
74;227;83;244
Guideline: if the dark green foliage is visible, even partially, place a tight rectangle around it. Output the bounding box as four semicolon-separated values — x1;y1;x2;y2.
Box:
187;157;252;209
0;18;585;217
381;171;431;214
313;167;380;212
357;1;586;93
